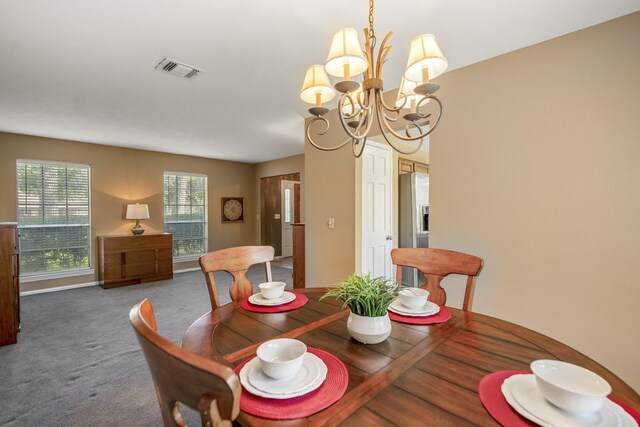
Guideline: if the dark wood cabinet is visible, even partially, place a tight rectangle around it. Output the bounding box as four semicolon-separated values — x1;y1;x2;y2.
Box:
0;223;20;346
292;223;305;288
98;234;173;289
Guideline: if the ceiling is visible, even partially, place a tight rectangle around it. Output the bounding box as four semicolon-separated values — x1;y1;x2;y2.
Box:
0;1;638;164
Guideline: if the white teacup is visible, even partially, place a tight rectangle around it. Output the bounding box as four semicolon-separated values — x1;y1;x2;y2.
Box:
399;288;429;309
256;338;307;380
258;281;286;300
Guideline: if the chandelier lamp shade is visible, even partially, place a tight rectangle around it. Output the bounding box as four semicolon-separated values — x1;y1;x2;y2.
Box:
301;0;448;157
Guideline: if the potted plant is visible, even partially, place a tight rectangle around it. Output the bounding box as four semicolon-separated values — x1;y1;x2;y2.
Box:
321;273;399;344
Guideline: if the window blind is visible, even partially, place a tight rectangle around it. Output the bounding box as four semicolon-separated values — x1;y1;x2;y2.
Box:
163;173;207;258
16;161;91;274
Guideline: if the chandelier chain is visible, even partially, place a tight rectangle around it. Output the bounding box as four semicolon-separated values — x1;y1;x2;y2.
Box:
368;0;375;42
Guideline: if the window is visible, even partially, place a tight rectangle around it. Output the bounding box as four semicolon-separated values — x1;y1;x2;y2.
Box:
16;160;91;277
163;172;207;259
284;188;292;223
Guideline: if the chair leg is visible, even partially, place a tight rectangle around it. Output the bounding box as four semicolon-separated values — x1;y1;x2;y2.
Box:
198;395;232;427
156;388;186;427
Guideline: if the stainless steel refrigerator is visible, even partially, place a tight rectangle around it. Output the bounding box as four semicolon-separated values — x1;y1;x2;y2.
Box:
398;172;429;287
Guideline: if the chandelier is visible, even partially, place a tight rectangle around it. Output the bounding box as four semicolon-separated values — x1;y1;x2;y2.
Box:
300;0;448;157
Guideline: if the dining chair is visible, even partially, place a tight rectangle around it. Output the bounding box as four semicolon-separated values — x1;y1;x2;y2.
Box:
391;248;484;311
129;299;241;427
199;245;275;309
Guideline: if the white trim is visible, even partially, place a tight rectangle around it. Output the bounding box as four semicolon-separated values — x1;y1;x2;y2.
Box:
20;268;95;283
174;267;201;274
20;281;99;296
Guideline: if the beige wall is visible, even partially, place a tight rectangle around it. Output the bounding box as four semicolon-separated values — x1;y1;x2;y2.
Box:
253;154;305;244
431;13;640;390
304;109;357;287
0;132;257;291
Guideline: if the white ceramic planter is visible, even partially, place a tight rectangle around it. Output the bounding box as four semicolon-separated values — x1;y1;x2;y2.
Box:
346;312;391;344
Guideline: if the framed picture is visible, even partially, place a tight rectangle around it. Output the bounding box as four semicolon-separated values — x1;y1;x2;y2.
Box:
221;197;244;223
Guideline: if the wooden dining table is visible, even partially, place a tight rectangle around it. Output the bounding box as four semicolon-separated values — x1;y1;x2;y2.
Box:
182;289;640;426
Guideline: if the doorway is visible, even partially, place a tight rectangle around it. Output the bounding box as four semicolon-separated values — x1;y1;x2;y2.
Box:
359;141;393;279
280;180;301;257
260;173;300;257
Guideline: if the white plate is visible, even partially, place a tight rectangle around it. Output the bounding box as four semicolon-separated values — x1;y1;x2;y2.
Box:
248;353;321;395
387;299;440;317
248;291;296;306
503;374;636;427
239;353;328;399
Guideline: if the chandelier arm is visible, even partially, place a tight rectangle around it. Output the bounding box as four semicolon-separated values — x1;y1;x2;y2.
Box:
353;136;368;158
376;112;425;155
338;92;360;120
374;97;425;155
306;117;352;151
377;95;443;141
338;101;375;142
358;88;375;111
378;91;405;114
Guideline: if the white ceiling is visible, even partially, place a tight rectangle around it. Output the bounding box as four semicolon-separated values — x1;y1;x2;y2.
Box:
0;1;638;163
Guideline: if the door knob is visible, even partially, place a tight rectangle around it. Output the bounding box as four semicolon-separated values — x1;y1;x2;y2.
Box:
386;235;393;241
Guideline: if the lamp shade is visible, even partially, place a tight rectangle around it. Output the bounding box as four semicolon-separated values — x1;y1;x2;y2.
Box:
126;203;149;220
395;77;428;109
325;28;369;78
404;34;448;82
300;65;336;105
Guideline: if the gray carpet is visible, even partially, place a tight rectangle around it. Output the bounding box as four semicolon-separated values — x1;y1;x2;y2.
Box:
0;266;293;426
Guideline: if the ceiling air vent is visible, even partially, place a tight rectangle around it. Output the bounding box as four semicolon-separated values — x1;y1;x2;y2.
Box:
155;58;204;80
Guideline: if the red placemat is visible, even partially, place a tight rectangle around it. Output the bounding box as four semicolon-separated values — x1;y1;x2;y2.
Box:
479;371;640;426
233;347;348;420
479;370;537;426
388;306;451;325
240;291;308;313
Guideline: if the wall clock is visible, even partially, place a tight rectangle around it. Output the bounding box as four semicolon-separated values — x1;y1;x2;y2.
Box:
221;197;244;223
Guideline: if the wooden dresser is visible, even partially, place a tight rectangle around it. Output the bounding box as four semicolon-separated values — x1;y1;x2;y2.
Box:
98;234;173;289
0;223;20;346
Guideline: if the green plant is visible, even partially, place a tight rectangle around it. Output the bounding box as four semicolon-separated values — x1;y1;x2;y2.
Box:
321;273;400;317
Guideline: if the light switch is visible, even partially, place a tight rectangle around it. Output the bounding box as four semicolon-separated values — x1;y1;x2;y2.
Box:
328;218;335;229
275;214;281;219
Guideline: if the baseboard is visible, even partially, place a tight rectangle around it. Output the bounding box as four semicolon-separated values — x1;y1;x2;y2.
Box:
21;268;199;295
20;281;99;296
174;267;201;274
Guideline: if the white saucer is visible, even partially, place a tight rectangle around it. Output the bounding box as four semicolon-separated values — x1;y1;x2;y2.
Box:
248;353;321;394
239;353;327;399
248;291;296;306
502;374;636;427
388;299;440;317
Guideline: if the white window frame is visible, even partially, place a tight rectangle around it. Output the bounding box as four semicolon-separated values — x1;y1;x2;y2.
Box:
16;159;94;281
163;171;208;262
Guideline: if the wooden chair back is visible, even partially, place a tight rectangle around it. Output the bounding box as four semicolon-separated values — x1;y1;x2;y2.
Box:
391;248;484;311
198;245;275;309
129;299;241;427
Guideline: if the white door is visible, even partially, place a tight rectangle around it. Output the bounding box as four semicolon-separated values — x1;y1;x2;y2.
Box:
361;142;393;279
281;180;296;257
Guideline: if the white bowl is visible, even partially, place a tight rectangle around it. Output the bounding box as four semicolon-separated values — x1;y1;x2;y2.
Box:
530;360;611;413
258;282;286;300
256;338;307;380
399;288;429;309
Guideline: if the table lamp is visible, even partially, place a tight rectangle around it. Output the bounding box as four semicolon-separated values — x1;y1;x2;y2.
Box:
126;203;150;235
